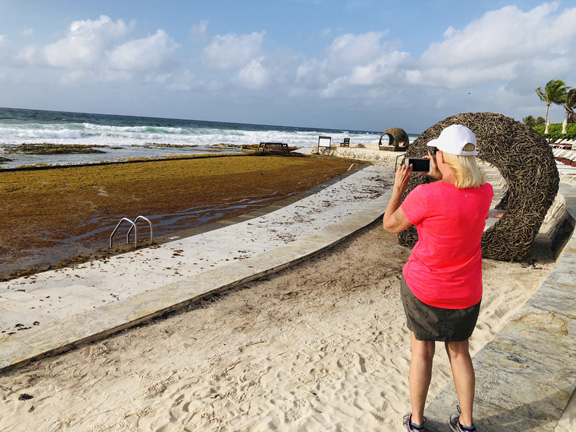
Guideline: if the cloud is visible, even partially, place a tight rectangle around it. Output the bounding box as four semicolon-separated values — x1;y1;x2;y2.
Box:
60;69;132;85
108;29;179;71
326;31;389;66
411;2;576;87
190;20;209;42
3;3;575;129
165;69;205;92
40;15;181;84
203;31;265;70
16;46;39;66
294;31;411;98
44;15;130;69
237;59;271;89
348;51;411;86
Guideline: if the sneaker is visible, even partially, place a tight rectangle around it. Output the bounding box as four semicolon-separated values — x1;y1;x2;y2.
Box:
403;413;427;431
449;413;477;431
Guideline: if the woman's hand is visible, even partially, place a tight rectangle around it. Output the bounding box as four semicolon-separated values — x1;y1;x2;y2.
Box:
383;163;413;233
394;162;413;193
421;151;442;180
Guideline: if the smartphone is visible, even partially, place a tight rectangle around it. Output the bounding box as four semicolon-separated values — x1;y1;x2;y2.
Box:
406;158;430;173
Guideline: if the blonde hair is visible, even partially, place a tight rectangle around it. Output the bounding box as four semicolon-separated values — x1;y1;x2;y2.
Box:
442;152;485;189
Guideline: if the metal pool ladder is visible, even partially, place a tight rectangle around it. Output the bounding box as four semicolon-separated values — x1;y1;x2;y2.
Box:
110;216;153;248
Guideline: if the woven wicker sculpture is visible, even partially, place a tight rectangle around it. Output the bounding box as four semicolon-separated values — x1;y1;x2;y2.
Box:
397;112;559;261
380;127;410;151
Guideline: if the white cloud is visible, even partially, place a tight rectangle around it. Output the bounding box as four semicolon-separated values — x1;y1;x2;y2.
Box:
21;28;34;37
326;31;388;66
348;51;411;86
2;3;574;129
296;58;328;88
108;30;179;71
203;32;264;70
412;2;576;87
237;59;270;89
190;20;209;42
166;69;204;92
39;15;180;84
294;31;411;98
60;69;132;85
16;46;39;66
44;15;129;69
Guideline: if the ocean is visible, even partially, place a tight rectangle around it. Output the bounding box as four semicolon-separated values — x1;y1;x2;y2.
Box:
0;107;419;169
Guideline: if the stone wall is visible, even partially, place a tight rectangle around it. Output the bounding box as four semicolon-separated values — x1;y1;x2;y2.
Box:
313;146;402;166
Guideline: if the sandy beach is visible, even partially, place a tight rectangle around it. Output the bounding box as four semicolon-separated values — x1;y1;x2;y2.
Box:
0;218;563;431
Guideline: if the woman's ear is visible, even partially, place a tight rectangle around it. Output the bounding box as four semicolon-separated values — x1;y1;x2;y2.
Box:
436;150;444;165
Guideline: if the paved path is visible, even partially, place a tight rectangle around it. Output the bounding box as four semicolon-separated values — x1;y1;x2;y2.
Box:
0;164;394;370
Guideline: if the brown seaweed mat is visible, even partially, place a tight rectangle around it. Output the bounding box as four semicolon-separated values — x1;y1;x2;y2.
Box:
397;112;559;262
0;155;355;280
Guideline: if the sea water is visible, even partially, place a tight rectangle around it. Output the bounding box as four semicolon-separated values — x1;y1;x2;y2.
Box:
0;107;419;168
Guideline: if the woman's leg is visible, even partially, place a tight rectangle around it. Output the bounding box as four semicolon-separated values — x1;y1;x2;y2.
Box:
409;331;435;425
445;339;475;427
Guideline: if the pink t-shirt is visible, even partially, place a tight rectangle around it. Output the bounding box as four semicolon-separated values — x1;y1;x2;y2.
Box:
401;181;494;309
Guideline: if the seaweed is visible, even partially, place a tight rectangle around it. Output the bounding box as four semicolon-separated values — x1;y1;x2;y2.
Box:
3;144;106;155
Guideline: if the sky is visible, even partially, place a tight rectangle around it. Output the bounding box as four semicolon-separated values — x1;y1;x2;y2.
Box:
0;0;575;133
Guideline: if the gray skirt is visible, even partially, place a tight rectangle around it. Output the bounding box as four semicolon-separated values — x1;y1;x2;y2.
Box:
400;276;481;342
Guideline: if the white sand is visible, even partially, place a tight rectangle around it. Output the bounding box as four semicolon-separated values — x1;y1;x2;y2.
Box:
0;222;564;431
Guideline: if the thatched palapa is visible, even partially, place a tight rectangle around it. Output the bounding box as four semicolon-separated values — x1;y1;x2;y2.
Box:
397;112;559;262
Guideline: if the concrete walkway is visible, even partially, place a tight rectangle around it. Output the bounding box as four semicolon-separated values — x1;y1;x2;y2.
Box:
0;164;394;371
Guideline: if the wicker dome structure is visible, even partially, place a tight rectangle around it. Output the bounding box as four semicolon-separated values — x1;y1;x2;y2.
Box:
380;127;409;151
397;112;559;262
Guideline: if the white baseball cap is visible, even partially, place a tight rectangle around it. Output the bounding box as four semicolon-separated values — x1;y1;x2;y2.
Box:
426;124;478;156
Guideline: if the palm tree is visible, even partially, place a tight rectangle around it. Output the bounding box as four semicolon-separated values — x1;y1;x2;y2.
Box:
535;79;569;124
565;88;576;124
523;115;536;127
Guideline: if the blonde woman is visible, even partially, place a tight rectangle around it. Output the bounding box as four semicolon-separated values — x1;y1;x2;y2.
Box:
383;125;493;432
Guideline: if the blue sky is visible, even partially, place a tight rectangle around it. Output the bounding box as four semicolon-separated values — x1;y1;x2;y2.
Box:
0;0;575;133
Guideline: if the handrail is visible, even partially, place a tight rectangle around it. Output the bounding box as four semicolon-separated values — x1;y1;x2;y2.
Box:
394;153;406;171
110;218;137;248
127;216;153;246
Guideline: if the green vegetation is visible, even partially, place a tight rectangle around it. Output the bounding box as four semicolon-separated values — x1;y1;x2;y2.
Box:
529;79;576;140
522;115;545;127
535;79;570;125
565;89;576;123
534;123;576;141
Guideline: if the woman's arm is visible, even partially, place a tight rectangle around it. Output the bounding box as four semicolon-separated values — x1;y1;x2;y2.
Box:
383;163;413;233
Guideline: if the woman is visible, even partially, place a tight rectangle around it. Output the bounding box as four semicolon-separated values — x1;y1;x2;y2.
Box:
383;125;493;432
